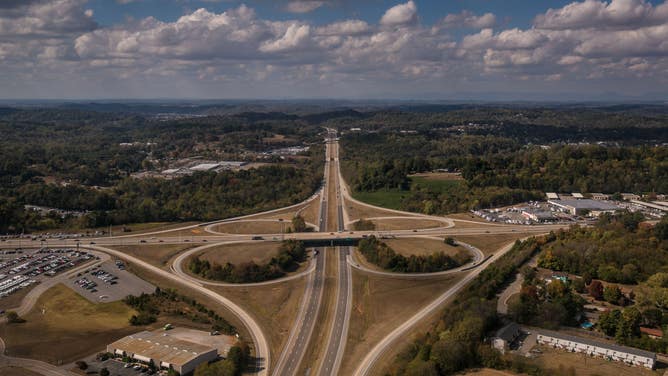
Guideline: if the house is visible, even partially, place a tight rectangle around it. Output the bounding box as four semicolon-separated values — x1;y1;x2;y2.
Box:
491;322;521;354
537;330;656;369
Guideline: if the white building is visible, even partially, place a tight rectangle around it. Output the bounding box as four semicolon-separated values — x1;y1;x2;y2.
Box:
107;331;218;375
537;330;656;369
548;199;620;216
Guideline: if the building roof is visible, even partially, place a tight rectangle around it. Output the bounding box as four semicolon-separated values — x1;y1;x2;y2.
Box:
190;163;221;171
546;192;559;200
109;331;216;366
640;327;663;338
538;329;656;358
572;193;584;199
550;199;620;211
495;322;520;342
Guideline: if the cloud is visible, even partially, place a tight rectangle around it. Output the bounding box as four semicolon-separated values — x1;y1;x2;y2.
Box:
380;1;417;27
534;0;668;30
0;0;97;36
260;23;311;53
442;10;496;29
315;20;369;36
285;1;326;14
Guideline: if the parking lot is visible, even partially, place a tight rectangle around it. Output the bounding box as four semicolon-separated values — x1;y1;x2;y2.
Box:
69;260;155;303
0;247;98;302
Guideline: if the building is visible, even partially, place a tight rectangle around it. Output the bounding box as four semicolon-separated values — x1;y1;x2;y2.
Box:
107;331;218;375
537;330;656;369
640;327;663;339
545;192;559;200
491;322;521;354
590;193;610;200
548;199;620;216
190;163;222;172
622;193;641;201
572;192;584;199
522;210;556;223
631;200;668;213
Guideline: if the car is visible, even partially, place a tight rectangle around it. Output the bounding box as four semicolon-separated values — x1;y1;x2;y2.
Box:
133;365;141;370
251;236;263;240
139;240;146;243
124;363;132;368
89;242;96;245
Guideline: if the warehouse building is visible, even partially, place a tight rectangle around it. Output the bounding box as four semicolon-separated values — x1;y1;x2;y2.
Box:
107;331;218;375
548;199;620;216
537;330;656;369
491;322;521;354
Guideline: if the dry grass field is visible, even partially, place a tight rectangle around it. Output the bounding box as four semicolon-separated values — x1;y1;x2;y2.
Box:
211;275;309;371
0;367;43;376
210;221;286;234
383;237;461;257
0;283;37;310
456;233;533;255
409;172;464;180
371;218;444;231
193;242;283;266
344;199;410;222
340;270;462;376
0;283;138;364
113;244;196;268
528;345;662;376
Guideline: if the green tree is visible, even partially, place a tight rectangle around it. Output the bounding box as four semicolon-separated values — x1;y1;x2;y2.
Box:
599;309;621;336
603;285;622;304
99;368;110;376
616;307;642;341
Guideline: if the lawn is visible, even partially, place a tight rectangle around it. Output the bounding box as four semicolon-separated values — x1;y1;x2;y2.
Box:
113;244;196;268
0;283;139;364
384;238;461;257
193;242;283;266
352;190;406;210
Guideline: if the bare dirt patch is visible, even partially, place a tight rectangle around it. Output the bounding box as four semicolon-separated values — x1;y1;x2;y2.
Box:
0;367;43;376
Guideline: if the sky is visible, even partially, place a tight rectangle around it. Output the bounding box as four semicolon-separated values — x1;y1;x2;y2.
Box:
1;0;667;100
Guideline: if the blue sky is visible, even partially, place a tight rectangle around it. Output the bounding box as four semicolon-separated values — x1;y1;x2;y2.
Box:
1;0;668;100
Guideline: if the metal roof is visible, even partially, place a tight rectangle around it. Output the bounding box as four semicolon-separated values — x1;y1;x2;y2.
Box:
495;322;521;342
109;331;216;366
550;199;620;211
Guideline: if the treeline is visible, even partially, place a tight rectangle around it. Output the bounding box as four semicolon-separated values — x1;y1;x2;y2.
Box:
123;288;236;334
537;212;668;284
0;163;322;233
390;237;550;375
358;236;470;273
188;240;307;283
194;344;250;376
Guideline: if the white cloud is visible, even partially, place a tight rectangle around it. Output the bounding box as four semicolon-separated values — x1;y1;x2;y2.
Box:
380;1;417;27
259;23;311;53
285;1;326;14
442;10;496;29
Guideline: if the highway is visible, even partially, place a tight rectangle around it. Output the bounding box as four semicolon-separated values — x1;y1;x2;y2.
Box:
318;129;353;376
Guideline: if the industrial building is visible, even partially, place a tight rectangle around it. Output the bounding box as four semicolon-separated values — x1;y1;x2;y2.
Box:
107;331;218;375
548;199;620;216
537;330;656;369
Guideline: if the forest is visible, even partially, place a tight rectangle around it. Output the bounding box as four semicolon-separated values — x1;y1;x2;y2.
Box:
188;240;307;283
357;236;471;273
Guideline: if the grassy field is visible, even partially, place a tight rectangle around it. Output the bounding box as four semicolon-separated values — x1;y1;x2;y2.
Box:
384;237;461;257
193;242;283;266
411;175;463;191
211;273;308;371
113;244;196;268
371;218;444;230
527;345;662;376
352;190;405;211
340;270;462;376
0;283;37;310
0;283;139;364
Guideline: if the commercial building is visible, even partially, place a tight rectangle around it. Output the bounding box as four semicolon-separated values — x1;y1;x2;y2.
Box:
537;330;656;369
548;199;620;216
107;331;218;375
590;193;610;200
521;210;556;223
545;192;559;200
491;322;521;354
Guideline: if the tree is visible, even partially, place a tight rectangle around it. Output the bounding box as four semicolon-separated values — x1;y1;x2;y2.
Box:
616;307;642;342
588;280;604;300
444;237;457;246
99;368;110;376
291;215;308;232
599;309;621;336
75;361;88;370
603;285;622;304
